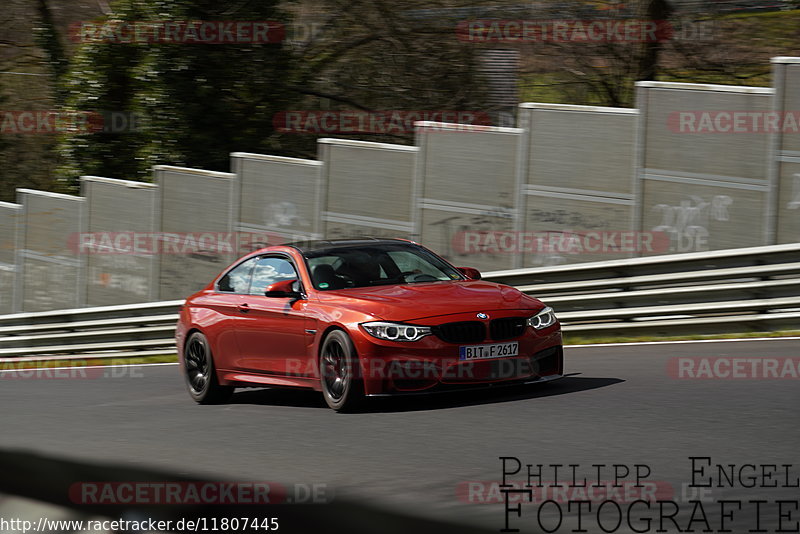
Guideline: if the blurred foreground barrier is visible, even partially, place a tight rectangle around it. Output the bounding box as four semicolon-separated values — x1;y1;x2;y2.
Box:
0;243;798;361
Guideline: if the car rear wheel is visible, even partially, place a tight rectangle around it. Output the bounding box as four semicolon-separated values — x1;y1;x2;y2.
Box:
319;330;363;412
184;331;234;404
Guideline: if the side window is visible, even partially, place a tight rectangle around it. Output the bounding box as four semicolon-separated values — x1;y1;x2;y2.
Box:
249;256;298;295
218;257;258;294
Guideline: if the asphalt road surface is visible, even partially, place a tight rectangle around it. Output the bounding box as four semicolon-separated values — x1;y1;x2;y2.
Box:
1;338;798;533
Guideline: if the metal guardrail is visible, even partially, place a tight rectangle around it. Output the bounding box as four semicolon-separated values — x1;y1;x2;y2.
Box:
0;301;182;362
485;243;800;336
1;244;799;362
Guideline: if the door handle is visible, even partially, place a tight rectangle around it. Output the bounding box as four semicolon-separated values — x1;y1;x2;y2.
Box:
238;303;250;313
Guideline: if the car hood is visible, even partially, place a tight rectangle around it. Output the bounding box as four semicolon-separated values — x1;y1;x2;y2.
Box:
315;280;544;321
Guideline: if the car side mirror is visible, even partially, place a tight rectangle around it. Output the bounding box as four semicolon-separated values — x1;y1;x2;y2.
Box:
457;267;481;280
264;279;303;299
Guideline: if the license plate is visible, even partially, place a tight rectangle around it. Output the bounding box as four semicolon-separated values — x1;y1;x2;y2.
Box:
459;341;519;361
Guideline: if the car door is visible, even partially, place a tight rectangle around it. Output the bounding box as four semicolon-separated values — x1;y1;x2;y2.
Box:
234;254;309;376
201;256;259;370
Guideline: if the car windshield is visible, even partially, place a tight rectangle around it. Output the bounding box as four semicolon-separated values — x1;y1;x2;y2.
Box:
305;243;464;290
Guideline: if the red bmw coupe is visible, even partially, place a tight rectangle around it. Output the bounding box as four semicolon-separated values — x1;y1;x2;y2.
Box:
176;238;563;411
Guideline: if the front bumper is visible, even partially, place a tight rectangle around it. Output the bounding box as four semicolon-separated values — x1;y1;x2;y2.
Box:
365;347;564;397
349;315;563;396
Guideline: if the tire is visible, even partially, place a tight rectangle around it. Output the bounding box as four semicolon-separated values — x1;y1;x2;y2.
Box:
183;331;234;404
319;330;364;412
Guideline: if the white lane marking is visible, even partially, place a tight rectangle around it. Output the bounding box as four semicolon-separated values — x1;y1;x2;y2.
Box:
0;362;179;374
567;336;800;348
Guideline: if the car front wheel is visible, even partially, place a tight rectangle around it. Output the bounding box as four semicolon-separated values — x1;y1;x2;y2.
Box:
319;330;363;412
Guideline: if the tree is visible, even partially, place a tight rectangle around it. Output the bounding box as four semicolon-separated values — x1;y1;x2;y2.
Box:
278;0;490;154
0;0;69;200
56;0;149;184
137;0;297;171
516;0;787;107
637;0;674;82
57;0;297;187
34;0;70;103
56;0;493;181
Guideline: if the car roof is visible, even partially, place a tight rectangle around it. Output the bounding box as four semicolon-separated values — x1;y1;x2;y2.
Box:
281;237;415;255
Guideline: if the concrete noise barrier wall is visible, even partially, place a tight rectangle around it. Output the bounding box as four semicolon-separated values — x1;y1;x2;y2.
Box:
154;165;237;300
80;176;159;306
518;104;638;267
636;81;773;255
0;202;21;314
770;57;800;244
415;121;524;271
319;138;418;240
17;189;85;312
231;152;323;245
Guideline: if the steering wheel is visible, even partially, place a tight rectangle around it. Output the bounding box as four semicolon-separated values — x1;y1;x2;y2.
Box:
335;272;356;287
397;270;438;283
407;273;438;282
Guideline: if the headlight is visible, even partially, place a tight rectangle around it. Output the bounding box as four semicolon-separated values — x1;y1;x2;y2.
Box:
527;306;557;330
361;321;432;342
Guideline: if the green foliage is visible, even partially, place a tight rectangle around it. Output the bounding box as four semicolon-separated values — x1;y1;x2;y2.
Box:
57;0;149;185
57;0;295;188
55;0;494;186
138;0;295;171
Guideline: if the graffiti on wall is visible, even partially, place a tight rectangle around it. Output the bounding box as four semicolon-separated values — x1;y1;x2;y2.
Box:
528;208;617;230
88;254;151;299
523;205;627;266
263;201;309;229
430;197;516;264
651;195;733;252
